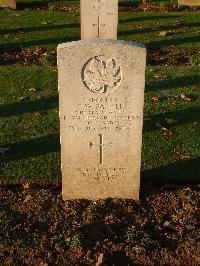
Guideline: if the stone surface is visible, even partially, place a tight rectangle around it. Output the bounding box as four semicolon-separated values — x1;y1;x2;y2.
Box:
81;0;118;40
57;40;146;200
178;0;200;6
0;0;16;9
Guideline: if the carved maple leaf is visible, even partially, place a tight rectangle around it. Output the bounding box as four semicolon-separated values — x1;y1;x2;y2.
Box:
84;57;122;93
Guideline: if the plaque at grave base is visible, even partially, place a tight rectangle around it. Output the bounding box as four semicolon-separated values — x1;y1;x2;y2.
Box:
57;40;146;200
81;0;118;40
0;0;16;9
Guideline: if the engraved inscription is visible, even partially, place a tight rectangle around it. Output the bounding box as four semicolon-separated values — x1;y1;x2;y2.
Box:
92;0;106;15
64;96;141;132
90;134;112;164
82;56;122;94
78;167;126;181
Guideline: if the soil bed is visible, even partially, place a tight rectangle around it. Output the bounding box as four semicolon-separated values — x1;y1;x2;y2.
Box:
1;47;199;66
0;184;199;265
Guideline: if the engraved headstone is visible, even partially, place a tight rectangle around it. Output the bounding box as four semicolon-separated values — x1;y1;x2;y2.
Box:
0;0;16;9
58;40;146;200
178;0;200;6
81;0;118;40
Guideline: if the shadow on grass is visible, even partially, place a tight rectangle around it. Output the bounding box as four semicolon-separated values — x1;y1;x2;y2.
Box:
148;35;200;49
146;75;200;92
142;157;200;184
0;36;78;51
0;23;80;35
119;21;200;39
0;95;58;118
144;106;200;132
1;133;60;163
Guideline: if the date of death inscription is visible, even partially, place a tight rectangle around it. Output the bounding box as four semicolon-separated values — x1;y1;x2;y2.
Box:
63;97;140;132
78;167;126;181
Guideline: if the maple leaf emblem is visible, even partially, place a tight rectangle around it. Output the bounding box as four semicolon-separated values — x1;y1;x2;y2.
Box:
83;56;122;94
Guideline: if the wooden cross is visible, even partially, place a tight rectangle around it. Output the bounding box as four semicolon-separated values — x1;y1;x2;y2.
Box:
93;17;106;38
90;134;112;164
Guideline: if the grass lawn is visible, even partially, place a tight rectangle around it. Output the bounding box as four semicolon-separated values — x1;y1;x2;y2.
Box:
0;11;199;51
0;66;199;184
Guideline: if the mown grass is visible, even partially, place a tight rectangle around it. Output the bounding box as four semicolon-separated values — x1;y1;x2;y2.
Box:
0;66;199;184
0;11;199;51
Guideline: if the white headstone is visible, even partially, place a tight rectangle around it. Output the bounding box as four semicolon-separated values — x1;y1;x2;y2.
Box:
0;0;16;9
81;0;118;40
57;40;146;200
178;0;200;6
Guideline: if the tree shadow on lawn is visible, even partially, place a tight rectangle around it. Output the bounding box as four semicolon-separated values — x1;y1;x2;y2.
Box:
148;35;200;49
143;106;200;132
2;133;60;163
146;75;200;92
119;21;200;36
142;157;200;185
0;95;58;118
0;36;79;51
0;23;80;35
119;15;180;24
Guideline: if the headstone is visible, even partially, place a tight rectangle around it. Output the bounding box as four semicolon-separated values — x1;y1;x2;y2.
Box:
178;0;200;6
58;40;146;200
81;0;118;40
0;0;16;9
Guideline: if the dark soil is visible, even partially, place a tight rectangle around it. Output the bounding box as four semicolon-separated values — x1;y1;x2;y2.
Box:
1;47;199;66
14;1;200;12
0;184;199;265
14;2;172;12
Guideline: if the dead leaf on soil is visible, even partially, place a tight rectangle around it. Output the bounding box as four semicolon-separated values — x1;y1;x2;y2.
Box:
96;253;104;266
181;94;191;102
22;182;31;190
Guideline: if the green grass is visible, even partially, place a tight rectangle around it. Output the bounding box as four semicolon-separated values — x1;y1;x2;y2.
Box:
0;11;199;51
0;66;199;184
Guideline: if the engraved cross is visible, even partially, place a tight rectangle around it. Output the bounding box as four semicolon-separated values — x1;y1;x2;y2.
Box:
93;17;106;38
90;134;112;165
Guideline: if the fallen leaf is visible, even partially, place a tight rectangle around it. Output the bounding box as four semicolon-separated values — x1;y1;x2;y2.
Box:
165;118;178;125
96;253;104;266
18;96;29;102
24;195;32;203
153;73;162;79
181;94;191;101
152;96;159;102
34;112;41;117
29;87;36;92
163;221;176;230
173;152;190;161
163;130;174;140
0;147;10;155
22;182;31;190
159;31;167;37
